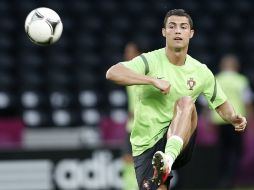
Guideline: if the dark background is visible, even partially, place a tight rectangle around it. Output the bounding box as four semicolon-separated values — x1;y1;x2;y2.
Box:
0;0;254;189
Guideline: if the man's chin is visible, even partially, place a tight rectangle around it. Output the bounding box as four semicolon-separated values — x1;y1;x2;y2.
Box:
168;42;186;50
173;43;188;50
173;43;184;48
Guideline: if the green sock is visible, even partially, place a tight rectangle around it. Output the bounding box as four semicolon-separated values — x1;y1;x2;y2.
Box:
123;162;138;190
165;135;184;161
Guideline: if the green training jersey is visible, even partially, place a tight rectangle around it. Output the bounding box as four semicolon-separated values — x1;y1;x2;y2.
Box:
121;48;227;156
126;85;136;132
211;71;250;124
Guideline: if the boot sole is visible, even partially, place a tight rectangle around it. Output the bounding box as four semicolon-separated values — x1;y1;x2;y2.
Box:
152;151;165;186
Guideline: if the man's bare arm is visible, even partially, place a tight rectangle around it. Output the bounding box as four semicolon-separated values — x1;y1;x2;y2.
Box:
106;63;170;94
106;63;154;85
216;100;247;132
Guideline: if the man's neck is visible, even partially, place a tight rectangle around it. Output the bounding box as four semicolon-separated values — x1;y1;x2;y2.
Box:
165;46;188;66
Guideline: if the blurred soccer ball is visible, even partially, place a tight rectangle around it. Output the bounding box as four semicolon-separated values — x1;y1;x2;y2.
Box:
25;7;63;45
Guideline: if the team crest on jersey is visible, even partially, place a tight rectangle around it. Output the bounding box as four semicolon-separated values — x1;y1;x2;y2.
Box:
187;78;196;90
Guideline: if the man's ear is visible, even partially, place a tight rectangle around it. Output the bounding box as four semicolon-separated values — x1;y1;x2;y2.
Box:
162;28;166;37
190;29;194;39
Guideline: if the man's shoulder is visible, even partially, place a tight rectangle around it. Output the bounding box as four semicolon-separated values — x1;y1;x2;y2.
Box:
188;54;212;70
217;72;248;81
187;54;204;67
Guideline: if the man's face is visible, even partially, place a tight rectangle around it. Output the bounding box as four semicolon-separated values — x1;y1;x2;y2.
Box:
162;16;194;49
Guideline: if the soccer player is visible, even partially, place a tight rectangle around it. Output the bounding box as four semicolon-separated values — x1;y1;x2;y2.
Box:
122;42;142;190
106;9;247;190
209;54;253;187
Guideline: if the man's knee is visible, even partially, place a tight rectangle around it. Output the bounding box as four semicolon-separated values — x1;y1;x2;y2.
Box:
176;96;195;112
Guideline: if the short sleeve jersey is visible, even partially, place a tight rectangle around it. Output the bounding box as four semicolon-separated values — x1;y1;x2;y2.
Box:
126;85;136;132
121;48;227;156
211;72;250;124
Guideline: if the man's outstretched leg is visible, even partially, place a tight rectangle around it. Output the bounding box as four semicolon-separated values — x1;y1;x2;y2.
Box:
152;96;198;187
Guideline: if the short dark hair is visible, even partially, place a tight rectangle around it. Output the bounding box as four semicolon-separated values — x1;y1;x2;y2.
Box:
163;9;193;29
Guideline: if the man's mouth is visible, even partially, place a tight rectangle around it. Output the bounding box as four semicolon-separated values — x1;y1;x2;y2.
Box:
174;37;183;40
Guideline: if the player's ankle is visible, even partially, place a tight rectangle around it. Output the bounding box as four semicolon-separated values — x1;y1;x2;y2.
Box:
165;153;174;171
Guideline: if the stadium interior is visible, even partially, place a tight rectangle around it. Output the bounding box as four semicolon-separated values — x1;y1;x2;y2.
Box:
0;0;254;189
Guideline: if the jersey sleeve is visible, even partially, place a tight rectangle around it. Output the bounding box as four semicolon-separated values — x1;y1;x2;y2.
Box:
202;66;227;110
120;54;150;75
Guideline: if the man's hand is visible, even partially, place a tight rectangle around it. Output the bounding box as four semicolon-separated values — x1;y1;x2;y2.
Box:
216;101;247;132
152;78;171;94
230;114;247;132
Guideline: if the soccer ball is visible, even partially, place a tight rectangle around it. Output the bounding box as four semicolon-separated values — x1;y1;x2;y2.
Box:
24;7;63;45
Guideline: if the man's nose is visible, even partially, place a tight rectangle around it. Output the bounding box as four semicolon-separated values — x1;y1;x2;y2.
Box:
175;27;181;34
